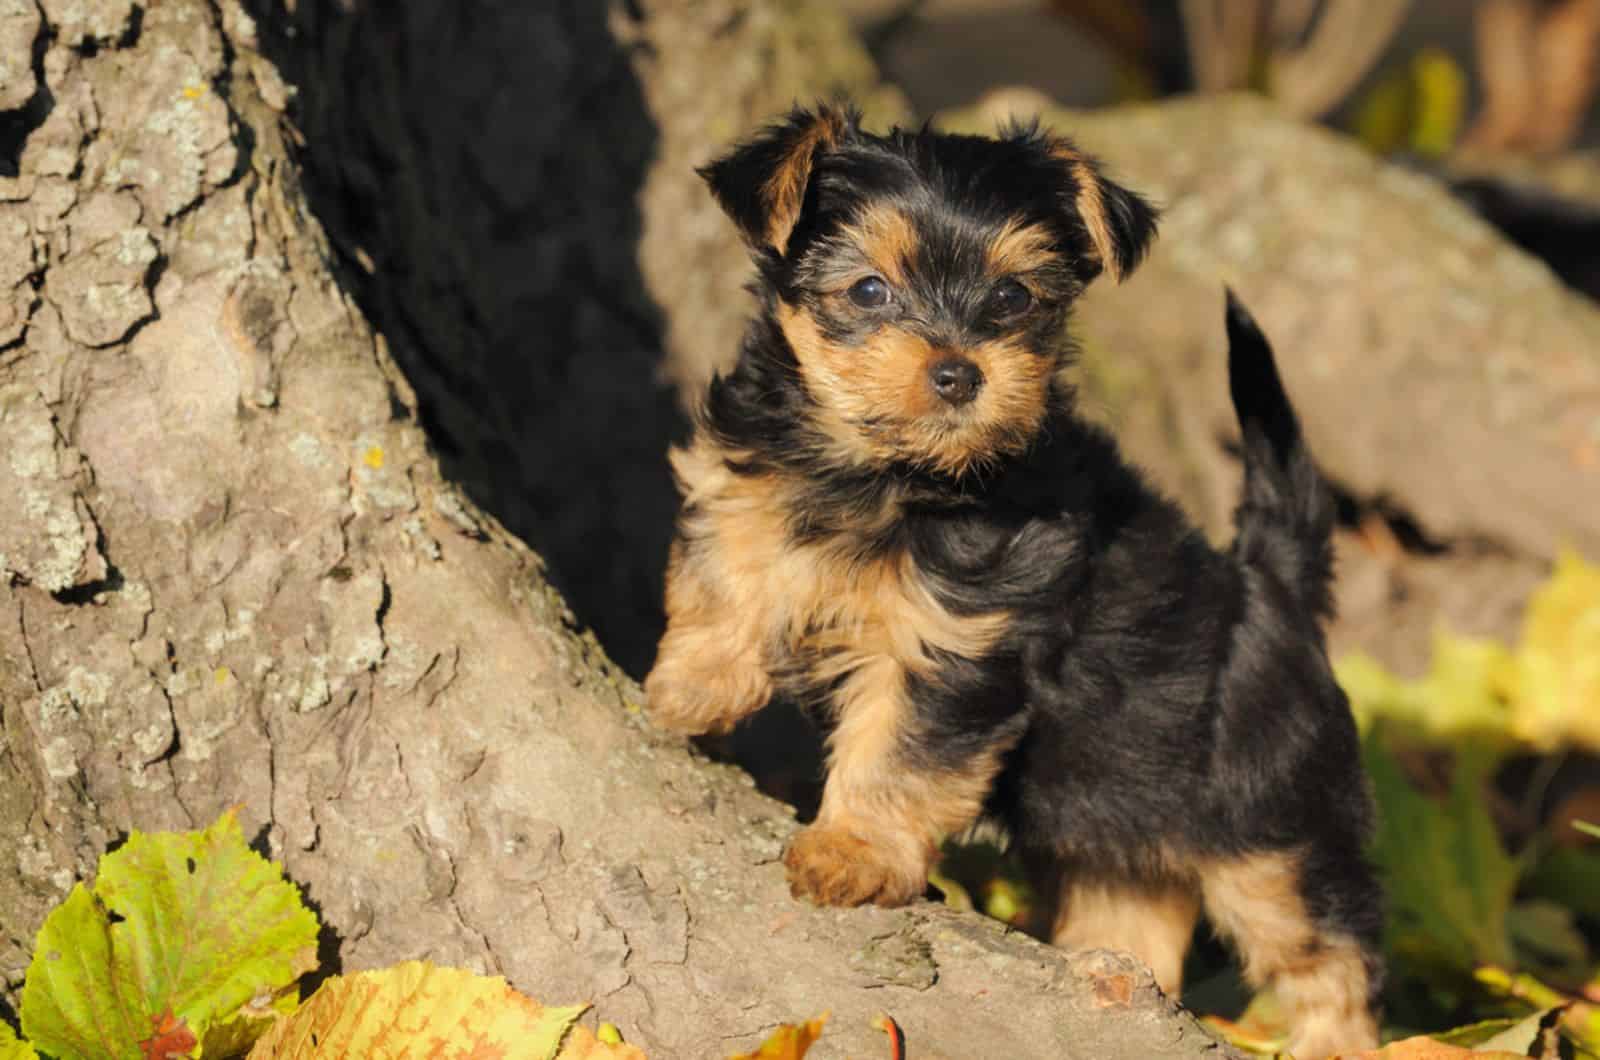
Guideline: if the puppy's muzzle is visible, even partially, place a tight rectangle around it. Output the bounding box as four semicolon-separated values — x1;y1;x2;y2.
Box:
929;357;983;406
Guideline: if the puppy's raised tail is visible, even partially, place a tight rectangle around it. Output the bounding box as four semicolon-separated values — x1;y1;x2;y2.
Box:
1225;289;1336;621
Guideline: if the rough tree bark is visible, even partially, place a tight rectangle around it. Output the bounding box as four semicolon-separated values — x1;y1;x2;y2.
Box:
0;1;1229;1056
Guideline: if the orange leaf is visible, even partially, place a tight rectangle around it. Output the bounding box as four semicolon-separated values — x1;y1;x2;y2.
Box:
559;1024;648;1059
138;1007;198;1060
871;1013;904;1060
728;1014;828;1060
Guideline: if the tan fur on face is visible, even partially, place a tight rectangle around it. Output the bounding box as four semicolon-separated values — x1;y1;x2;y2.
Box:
1046;142;1127;283
1052;877;1201;996
838;202;919;287
1070;157;1122;281
1201;852;1378;1060
763;108;849;254
985;218;1060;279
777;303;1055;476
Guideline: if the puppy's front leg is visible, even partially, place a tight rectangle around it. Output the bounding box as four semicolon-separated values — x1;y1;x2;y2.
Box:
785;655;1017;907
645;540;774;735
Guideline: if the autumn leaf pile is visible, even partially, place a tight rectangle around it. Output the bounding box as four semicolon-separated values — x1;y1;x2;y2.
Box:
0;811;880;1059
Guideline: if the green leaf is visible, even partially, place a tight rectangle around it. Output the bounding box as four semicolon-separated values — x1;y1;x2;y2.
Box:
1365;734;1520;979
925;867;973;912
1573;821;1600;841
1475;968;1600;1053
20;810;319;1059
1524;844;1600;920
1471;1006;1563;1055
20;885;144;1059
0;1022;39;1060
1507;901;1590;982
1430;1015;1539;1048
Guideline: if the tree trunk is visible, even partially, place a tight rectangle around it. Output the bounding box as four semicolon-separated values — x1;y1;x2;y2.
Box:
0;1;1227;1055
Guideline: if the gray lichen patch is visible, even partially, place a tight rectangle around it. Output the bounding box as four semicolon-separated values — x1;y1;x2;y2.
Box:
168;662;245;764
264;565;388;715
0;0;41;111
0;206;44;347
20;79;90;182
351;432;418;514
44;191;158;346
0;384;108;591
82;26;237;222
39;0;141;48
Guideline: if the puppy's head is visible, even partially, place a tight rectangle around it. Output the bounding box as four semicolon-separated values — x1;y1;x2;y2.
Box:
700;104;1158;477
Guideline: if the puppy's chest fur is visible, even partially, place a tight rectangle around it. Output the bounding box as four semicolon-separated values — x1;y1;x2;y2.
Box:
669;415;1235;792
670;439;1020;707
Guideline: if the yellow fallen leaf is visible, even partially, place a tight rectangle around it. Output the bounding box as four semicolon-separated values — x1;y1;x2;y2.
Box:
247;961;585;1059
559;1023;647;1059
1503;550;1600;750
1339;550;1600;753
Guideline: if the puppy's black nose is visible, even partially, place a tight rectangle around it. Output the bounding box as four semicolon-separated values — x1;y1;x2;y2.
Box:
929;358;983;406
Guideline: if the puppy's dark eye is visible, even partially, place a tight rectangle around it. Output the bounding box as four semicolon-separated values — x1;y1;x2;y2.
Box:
847;275;891;309
988;279;1033;318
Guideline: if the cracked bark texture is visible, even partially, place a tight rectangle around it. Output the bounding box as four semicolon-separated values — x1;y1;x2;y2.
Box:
0;1;1233;1056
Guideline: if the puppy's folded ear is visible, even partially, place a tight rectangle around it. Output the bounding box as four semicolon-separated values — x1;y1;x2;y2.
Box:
699;103;855;256
1051;140;1159;284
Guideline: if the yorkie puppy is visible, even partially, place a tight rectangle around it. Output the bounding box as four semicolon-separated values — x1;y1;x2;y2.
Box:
646;104;1382;1058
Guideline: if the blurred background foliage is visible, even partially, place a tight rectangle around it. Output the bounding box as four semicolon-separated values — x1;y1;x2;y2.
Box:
859;0;1600;159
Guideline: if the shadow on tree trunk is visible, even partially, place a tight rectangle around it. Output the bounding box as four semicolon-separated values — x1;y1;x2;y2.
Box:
250;0;685;678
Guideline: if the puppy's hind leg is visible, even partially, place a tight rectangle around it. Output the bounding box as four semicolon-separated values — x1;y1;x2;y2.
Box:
1050;875;1200;997
1200;848;1382;1060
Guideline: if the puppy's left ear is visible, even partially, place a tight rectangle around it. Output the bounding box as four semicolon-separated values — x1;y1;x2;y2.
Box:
698;103;855;256
1053;142;1159;283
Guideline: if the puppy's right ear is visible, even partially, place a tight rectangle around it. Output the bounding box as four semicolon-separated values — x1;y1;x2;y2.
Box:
1040;135;1158;284
698;104;854;256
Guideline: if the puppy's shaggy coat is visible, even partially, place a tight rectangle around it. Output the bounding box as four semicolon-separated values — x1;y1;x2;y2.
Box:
646;104;1383;1058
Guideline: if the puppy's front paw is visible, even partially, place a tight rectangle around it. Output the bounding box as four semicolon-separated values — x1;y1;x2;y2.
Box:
783;824;925;908
644;656;772;735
